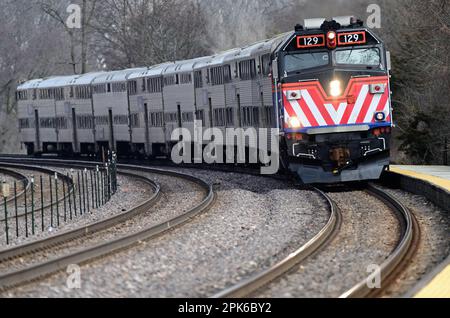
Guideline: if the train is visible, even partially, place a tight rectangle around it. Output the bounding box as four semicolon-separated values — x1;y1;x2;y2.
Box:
16;16;393;184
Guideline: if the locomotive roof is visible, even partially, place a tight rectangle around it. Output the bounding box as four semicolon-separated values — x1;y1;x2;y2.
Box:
17;78;44;90
91;68;148;84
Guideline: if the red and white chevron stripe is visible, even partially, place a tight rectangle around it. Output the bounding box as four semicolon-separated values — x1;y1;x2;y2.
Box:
283;76;391;129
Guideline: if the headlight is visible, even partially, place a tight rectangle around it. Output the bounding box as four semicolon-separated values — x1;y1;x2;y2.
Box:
375;112;386;122
288;117;302;128
330;80;342;97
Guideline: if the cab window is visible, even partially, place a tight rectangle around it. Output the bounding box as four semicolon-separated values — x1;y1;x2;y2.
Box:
284;52;329;73
335;48;381;67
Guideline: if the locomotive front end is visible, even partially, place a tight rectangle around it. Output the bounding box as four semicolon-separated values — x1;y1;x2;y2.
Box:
274;17;392;184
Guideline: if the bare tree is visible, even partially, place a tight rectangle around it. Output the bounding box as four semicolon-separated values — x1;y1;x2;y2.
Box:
92;0;211;69
201;0;280;51
381;0;450;164
80;0;99;73
39;0;99;74
0;0;71;153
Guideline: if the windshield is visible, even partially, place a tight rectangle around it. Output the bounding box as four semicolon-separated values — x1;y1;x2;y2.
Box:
284;52;329;73
335;48;381;66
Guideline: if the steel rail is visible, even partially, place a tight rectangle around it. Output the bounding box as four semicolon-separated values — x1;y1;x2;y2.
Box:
212;187;341;298
0;163;74;221
339;183;420;298
0;167;31;205
0;155;288;181
0;156;422;298
0;161;215;292
0;170;160;262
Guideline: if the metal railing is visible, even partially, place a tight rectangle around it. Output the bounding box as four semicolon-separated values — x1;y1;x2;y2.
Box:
1;152;118;245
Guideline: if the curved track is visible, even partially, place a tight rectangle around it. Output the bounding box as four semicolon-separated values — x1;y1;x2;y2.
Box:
212;183;419;298
339;184;420;298
0;167;30;205
0;170;160;261
0;157;420;298
0;163;74;221
212;187;341;298
0;159;215;292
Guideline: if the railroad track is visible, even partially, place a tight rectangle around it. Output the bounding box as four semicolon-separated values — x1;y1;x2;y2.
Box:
0;159;215;292
213;183;419;298
212;187;341;298
0;157;419;298
339;184;420;298
0;163;74;221
0;167;30;205
0;155;289;181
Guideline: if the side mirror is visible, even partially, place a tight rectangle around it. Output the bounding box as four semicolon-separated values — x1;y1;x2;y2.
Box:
386;51;392;72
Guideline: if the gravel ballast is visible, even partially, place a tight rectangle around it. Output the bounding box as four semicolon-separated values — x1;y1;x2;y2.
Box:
375;185;450;297
0;172;21;184
3;169;330;298
0;170;153;248
256;189;400;298
0;169;204;273
2;165;448;298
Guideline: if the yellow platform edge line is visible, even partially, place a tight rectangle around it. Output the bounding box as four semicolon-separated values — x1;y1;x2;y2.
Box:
414;265;450;298
390;167;450;192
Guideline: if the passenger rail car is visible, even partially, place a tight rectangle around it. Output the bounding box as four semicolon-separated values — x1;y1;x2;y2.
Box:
18;75;84;154
91;68;147;155
68;72;105;155
17;79;43;154
127;63;173;156
17;16;393;184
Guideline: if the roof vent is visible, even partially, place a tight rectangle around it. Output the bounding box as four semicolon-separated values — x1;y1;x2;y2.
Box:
332;16;364;27
294;24;304;32
304;18;326;30
332;16;354;27
320;20;342;32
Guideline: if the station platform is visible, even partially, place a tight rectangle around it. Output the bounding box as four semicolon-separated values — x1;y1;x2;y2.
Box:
390;165;450;298
390;165;450;191
413;256;450;298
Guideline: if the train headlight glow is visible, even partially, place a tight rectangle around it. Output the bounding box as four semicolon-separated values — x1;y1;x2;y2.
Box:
289;117;302;129
328;32;336;40
375;112;386;122
330;80;342;97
